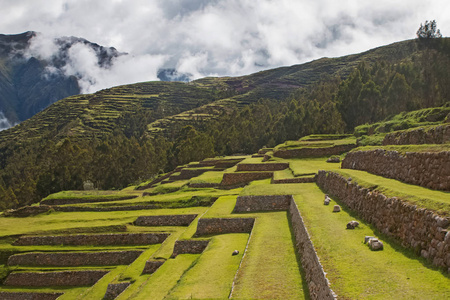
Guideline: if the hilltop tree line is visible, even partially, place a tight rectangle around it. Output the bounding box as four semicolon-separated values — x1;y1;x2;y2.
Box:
1;39;450;210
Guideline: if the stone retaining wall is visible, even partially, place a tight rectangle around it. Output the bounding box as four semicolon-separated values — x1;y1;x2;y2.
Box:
4;270;109;287
220;172;273;186
271;176;316;184
236;163;289;171
2;205;53;218
170;168;224;181
134;214;197;226
383;124;450;145
13;233;169;246
40;195;138;206
0;292;64;300
342;149;450;191
7;250;143;267
136;170;176;190
171;240;210;257
142;260;165;274
233;195;292;212
188;183;220;188
195;218;255;236
289;199;336;299
317;170;450;272
103;282;130;300
274;144;356;158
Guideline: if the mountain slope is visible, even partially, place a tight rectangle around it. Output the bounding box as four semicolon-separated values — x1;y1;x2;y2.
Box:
0;38;428;142
1;38;450;209
0;31;121;128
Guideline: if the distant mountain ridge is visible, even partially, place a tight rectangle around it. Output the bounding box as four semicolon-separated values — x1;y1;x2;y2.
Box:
0;31;121;129
0;38;434;143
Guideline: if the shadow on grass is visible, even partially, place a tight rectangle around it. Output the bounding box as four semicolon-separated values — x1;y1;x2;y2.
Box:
287;211;312;300
317;185;450;278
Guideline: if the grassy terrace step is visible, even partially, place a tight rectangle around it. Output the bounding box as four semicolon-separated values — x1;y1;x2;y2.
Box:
333;169;450;214
165;234;248;299
230;212;306;299
40;190;140;206
349;143;450;154
294;183;450;299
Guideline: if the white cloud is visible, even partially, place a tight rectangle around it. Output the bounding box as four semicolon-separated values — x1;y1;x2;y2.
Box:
0;111;14;131
1;0;450;89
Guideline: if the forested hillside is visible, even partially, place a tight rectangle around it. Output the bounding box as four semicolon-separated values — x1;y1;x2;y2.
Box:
0;38;449;210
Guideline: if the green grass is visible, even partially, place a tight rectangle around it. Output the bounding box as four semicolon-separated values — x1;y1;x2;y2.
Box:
202;196;238;218
273;168;295;180
287;157;342;176
294;183;450;299
351;143;450;154
151;180;189;194
356;133;386;146
42;190;139;201
231;212;306;299
118;245;161;282
130;254;199;300
334;169;450;215
189;171;224;184
241;183;307;196
166;233;249;299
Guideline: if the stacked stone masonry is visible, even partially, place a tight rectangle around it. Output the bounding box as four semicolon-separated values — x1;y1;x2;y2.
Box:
383;124;450;145
271;176;316;184
195;218;255;236
40;195;138;206
136;170;176;190
317;170;450;272
220;172;273;186
7;250;143;267
4;270;109;287
170;168;224;181
171;240;210;257
142;260;165;274
233;195;292;212
274;144;356;158
103;282;131;300
289;200;336;299
0;292;64;300
134;214;197;226
13;233;169;246
342;149;450;191
236;163;289;171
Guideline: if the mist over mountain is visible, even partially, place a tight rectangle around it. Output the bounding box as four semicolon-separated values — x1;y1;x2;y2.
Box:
0;31;124;130
157;69;192;82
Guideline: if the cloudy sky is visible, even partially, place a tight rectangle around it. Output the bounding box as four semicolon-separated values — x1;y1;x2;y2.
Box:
1;0;449;92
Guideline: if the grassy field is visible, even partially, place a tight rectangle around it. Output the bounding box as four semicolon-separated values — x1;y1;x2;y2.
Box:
1;132;449;299
166;234;249;299
231;212;306;299
294;183;450;299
